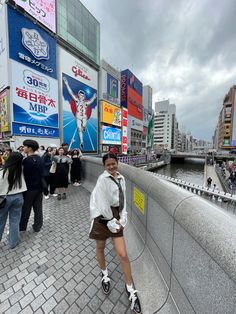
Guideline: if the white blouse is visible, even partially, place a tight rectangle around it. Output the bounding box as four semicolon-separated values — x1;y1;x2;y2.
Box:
90;170;127;223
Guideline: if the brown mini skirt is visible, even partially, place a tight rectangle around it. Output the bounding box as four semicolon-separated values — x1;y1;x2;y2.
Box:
89;206;124;240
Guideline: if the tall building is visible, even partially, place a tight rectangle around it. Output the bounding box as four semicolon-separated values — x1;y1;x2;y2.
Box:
142;85;153;151
98;60;122;154
154;100;177;151
0;0;100;153
214;86;236;150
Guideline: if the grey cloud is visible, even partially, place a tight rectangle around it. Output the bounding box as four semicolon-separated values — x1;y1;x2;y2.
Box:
81;0;236;140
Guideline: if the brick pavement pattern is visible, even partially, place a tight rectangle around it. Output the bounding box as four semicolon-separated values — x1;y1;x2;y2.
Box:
0;186;132;314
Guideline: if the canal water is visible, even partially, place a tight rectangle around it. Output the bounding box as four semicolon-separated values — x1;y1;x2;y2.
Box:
155;158;205;185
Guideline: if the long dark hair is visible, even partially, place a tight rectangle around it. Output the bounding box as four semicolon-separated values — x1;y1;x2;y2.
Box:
3;152;23;191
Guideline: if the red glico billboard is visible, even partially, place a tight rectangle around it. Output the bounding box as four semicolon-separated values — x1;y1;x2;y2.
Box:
127;86;143;120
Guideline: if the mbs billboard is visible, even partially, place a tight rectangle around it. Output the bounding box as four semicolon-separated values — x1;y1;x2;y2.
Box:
121;69;143;120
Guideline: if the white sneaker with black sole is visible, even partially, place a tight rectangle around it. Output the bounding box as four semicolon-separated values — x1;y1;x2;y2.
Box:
101;271;110;294
126;285;142;313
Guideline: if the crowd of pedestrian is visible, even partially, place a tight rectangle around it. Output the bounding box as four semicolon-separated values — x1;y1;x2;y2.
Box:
0;139;82;250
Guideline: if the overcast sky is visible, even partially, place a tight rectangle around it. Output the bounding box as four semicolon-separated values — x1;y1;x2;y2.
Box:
81;0;236;141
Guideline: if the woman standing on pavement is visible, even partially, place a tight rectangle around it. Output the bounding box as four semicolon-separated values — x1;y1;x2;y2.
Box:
0;152;27;249
41;147;57;199
70;148;82;186
52;147;72;200
89;153;142;314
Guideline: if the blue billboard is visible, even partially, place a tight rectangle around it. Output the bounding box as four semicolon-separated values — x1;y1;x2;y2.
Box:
101;126;122;145
8;6;57;79
62;73;98;152
12;122;59;138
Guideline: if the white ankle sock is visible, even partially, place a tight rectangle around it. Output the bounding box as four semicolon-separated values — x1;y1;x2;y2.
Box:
126;283;134;292
102;268;108;276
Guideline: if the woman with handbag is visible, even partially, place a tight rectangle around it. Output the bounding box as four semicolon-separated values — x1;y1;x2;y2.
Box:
0;152;27;249
52;147;72;200
89;153;142;314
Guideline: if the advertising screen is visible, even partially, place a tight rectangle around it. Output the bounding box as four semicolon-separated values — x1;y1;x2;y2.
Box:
11;61;59;137
8;7;56;79
0;2;9;92
0;90;10;132
101;126;122;145
59;47;98;152
102;101;121;127
128;86;143;120
14;0;56;33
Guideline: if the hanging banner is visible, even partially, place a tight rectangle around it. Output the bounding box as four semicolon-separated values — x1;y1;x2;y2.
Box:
59;47;98;152
14;0;56;33
122;108;128;154
8;6;56;79
0;2;9;92
11;61;59;136
0;90;10;132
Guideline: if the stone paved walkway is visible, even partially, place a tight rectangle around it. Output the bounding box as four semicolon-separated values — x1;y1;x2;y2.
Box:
0;186;132;314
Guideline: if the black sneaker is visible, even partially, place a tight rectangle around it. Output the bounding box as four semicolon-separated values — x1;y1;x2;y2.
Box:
101;272;110;294
126;286;142;313
57;194;61;200
62;193;66;199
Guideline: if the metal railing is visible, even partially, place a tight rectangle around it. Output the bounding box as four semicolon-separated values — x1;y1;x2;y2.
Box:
153;172;236;214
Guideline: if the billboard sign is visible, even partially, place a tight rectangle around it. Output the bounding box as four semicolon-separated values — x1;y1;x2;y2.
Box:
101;125;122;145
12;122;59;137
107;73;118;99
8;6;56;78
122;108;128;154
231;91;236;145
121;69;143;96
143;108;149;127
0;90;10;132
102;101;121;127
11;61;59;135
0;2;9;92
128;86;143;120
59;47;98;152
121;72;127;108
128;115;143;131
14;0;56;33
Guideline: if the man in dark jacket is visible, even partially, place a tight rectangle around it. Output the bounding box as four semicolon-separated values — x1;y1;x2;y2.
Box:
20;139;44;232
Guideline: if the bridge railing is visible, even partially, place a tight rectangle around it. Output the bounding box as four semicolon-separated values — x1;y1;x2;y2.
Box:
82;156;236;314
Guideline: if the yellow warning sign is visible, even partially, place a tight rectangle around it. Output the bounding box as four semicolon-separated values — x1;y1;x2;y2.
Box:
133;187;145;214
